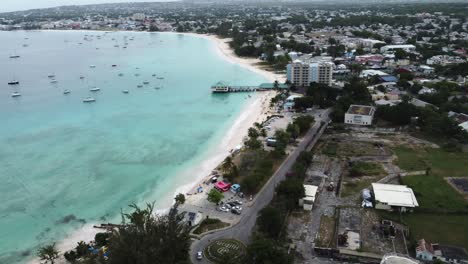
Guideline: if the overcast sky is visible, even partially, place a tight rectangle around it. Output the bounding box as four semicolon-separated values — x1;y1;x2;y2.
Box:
0;0;175;13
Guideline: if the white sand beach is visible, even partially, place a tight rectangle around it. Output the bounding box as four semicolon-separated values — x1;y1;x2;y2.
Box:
30;32;282;264
182;33;286;83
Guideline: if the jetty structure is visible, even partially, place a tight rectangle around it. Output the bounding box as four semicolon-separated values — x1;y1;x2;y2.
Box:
211;81;289;93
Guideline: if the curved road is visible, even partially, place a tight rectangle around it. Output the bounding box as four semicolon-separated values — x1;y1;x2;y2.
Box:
190;109;331;263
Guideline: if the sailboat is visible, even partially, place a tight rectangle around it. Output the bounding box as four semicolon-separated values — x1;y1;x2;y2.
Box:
8;80;19;85
11;91;21;97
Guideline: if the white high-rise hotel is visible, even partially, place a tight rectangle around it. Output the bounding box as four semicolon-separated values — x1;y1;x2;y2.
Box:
287;59;334;87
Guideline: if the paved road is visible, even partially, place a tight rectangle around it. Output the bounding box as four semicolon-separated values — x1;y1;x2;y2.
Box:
190;109;331;263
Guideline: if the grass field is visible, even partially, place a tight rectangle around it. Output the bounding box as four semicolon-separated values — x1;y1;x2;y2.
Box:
393;146;468;177
403;214;468;249
390;145;468;249
402;175;467;211
350;161;385;176
193;218;230;235
341;175;386;198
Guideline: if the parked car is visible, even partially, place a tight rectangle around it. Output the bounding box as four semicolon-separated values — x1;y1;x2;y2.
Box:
231;208;241;215
210;176;218;183
196;251;203;260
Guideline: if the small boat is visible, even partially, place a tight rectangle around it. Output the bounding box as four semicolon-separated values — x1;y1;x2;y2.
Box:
152;74;157;77
63;89;71;94
157;77;164;80
89;87;100;92
11;92;21;97
80;76;85;79
9;55;20;59
83;97;96;103
122;90;129;94
134;73;140;77
8;80;19;85
22;44;29;47
137;85;143;88
89;65;96;68
50;80;58;84
143;81;150;85
112;64;117;67
154;86;161;90
48;74;55;78
118;73;124;77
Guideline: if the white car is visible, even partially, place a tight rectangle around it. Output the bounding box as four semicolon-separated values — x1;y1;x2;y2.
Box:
219;206;229;212
196;251;203;260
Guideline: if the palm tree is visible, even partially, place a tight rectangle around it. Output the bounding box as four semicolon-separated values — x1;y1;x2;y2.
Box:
175;193;186;205
37;243;59;264
221;156;234;173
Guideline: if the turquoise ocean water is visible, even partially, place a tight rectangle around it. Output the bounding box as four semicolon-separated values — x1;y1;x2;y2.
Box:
0;31;266;263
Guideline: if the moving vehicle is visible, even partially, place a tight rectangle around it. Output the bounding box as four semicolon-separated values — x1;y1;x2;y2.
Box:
196;251;203;260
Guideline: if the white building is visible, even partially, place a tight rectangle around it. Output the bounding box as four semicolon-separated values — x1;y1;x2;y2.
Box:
286;57;334;86
380;44;416;53
132;13;146;21
372;183;419;212
344;105;376;126
299;185;318;210
283;94;303;111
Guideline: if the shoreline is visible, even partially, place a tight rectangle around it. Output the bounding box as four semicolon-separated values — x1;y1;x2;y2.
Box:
25;30;282;263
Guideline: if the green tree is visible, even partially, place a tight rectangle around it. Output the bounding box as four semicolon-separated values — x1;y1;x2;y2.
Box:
95;232;110;247
108;203;191;264
175;193;186;205
274;130;290;154
37;243;59;264
75;241;89;257
248;127;260;138
276;178;305;209
286;123;300;139
245;137;263;150
258;207;282;238
394;48;407;60
207;189;224;204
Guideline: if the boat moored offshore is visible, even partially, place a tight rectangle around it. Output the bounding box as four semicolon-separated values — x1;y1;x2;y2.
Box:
83;97;96;103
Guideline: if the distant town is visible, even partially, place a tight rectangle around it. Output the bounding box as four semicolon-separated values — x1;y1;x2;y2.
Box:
3;1;467;264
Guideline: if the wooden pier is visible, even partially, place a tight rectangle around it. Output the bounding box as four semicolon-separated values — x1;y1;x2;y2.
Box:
211;81;289;93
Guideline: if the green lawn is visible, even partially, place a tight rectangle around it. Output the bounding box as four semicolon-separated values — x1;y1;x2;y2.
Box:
378;211;468;249
351;161;385;176
385;146;468;249
404;214;468;249
402;174;467;211
392;146;468;177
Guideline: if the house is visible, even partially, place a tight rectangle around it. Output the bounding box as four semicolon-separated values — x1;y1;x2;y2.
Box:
380;44;416;53
416;238;468;263
284;94;303;111
344;105;376;126
372;183;419;212
418;87;436;95
410;98;435;108
298;185;318;210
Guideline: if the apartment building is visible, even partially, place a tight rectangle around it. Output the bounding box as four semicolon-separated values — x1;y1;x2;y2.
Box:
287;59;334;86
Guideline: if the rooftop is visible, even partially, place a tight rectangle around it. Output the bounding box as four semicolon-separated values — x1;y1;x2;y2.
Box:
372;183;419;208
347;105;375;116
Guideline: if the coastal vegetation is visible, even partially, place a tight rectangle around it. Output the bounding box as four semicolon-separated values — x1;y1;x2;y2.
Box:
207;189;224;204
192;218;230;235
37;243;59;264
58;200;191;264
